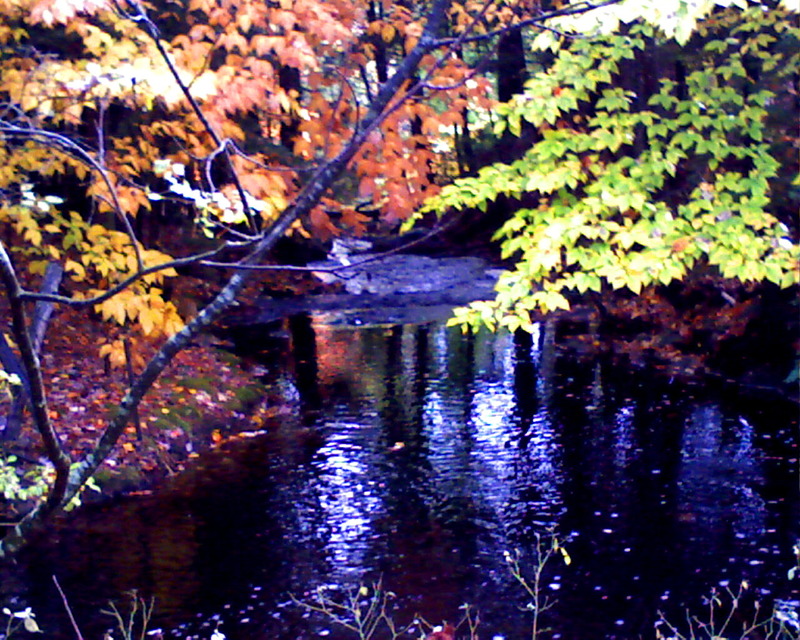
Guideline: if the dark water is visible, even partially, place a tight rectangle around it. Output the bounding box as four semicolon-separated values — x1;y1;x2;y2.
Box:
3;316;799;639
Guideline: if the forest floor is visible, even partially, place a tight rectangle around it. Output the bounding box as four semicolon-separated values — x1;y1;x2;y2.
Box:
0;252;331;521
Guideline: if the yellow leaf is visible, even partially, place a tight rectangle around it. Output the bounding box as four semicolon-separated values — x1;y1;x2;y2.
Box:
98;298;128;325
65;259;86;281
28;260;48;276
139;307;155;335
24;227;42;247
87;224;107;240
126;251;138;273
98;340;126;368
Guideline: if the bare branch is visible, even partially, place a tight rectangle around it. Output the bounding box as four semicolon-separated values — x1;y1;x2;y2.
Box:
226;140;319;174
18;243;237;306
199;218;454;272
53;576;86;640
433;0;623;47
119;0;259;232
0;240;71;513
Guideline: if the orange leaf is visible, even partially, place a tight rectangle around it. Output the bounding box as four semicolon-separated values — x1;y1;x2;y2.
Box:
381;23;396;42
671;237;692;253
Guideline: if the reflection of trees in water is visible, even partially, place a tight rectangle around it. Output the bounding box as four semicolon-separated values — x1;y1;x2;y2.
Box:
278;316;781;637
291;320;568;576
508;318;565;536
677;405;766;555
20;490;222;638
13;314;794;640
310;425;389;584
288;314;320;418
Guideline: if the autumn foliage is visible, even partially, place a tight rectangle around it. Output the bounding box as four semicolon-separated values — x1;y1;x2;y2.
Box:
0;0;507;350
0;0;569;552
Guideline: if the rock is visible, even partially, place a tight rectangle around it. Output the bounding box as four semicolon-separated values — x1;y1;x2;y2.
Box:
309;253;495;296
222;250;501;328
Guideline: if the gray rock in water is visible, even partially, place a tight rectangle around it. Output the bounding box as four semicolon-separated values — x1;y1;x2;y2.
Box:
309;253;494;296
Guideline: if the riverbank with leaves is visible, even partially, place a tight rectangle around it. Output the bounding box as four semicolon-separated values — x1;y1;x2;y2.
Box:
0;264;289;523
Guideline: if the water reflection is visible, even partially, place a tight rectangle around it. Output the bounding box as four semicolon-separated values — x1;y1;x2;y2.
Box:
315;434;385;579
676;406;767;574
7;316;798;640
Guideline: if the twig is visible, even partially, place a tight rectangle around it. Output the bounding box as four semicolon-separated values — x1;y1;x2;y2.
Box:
18;244;235;306
433;0;623;47
120;0;258;232
0;124;144;271
198;217;455;272
53;575;85;640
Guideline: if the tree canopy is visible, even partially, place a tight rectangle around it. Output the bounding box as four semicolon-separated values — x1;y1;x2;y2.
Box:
414;3;799;330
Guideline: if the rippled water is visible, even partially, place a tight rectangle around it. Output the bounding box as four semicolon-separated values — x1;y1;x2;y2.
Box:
5;316;799;640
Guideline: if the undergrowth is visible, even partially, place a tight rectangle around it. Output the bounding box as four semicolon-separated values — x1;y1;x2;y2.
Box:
2;536;798;640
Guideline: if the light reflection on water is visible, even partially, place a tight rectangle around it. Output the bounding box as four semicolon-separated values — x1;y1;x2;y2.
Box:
272;318;796;638
316;434;385;580
7;317;799;640
677;406;767;563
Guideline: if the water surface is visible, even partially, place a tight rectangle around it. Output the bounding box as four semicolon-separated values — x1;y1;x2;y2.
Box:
7;316;799;639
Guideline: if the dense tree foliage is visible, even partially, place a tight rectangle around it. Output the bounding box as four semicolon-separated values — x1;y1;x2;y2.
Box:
416;4;799;330
0;0;797;554
0;0;587;554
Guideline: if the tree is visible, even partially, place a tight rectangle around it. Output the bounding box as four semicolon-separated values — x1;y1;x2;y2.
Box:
415;2;799;331
0;0;627;556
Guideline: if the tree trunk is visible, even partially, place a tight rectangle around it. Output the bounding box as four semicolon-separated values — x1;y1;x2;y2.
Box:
279;64;302;151
1;261;63;442
496;26;527;103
